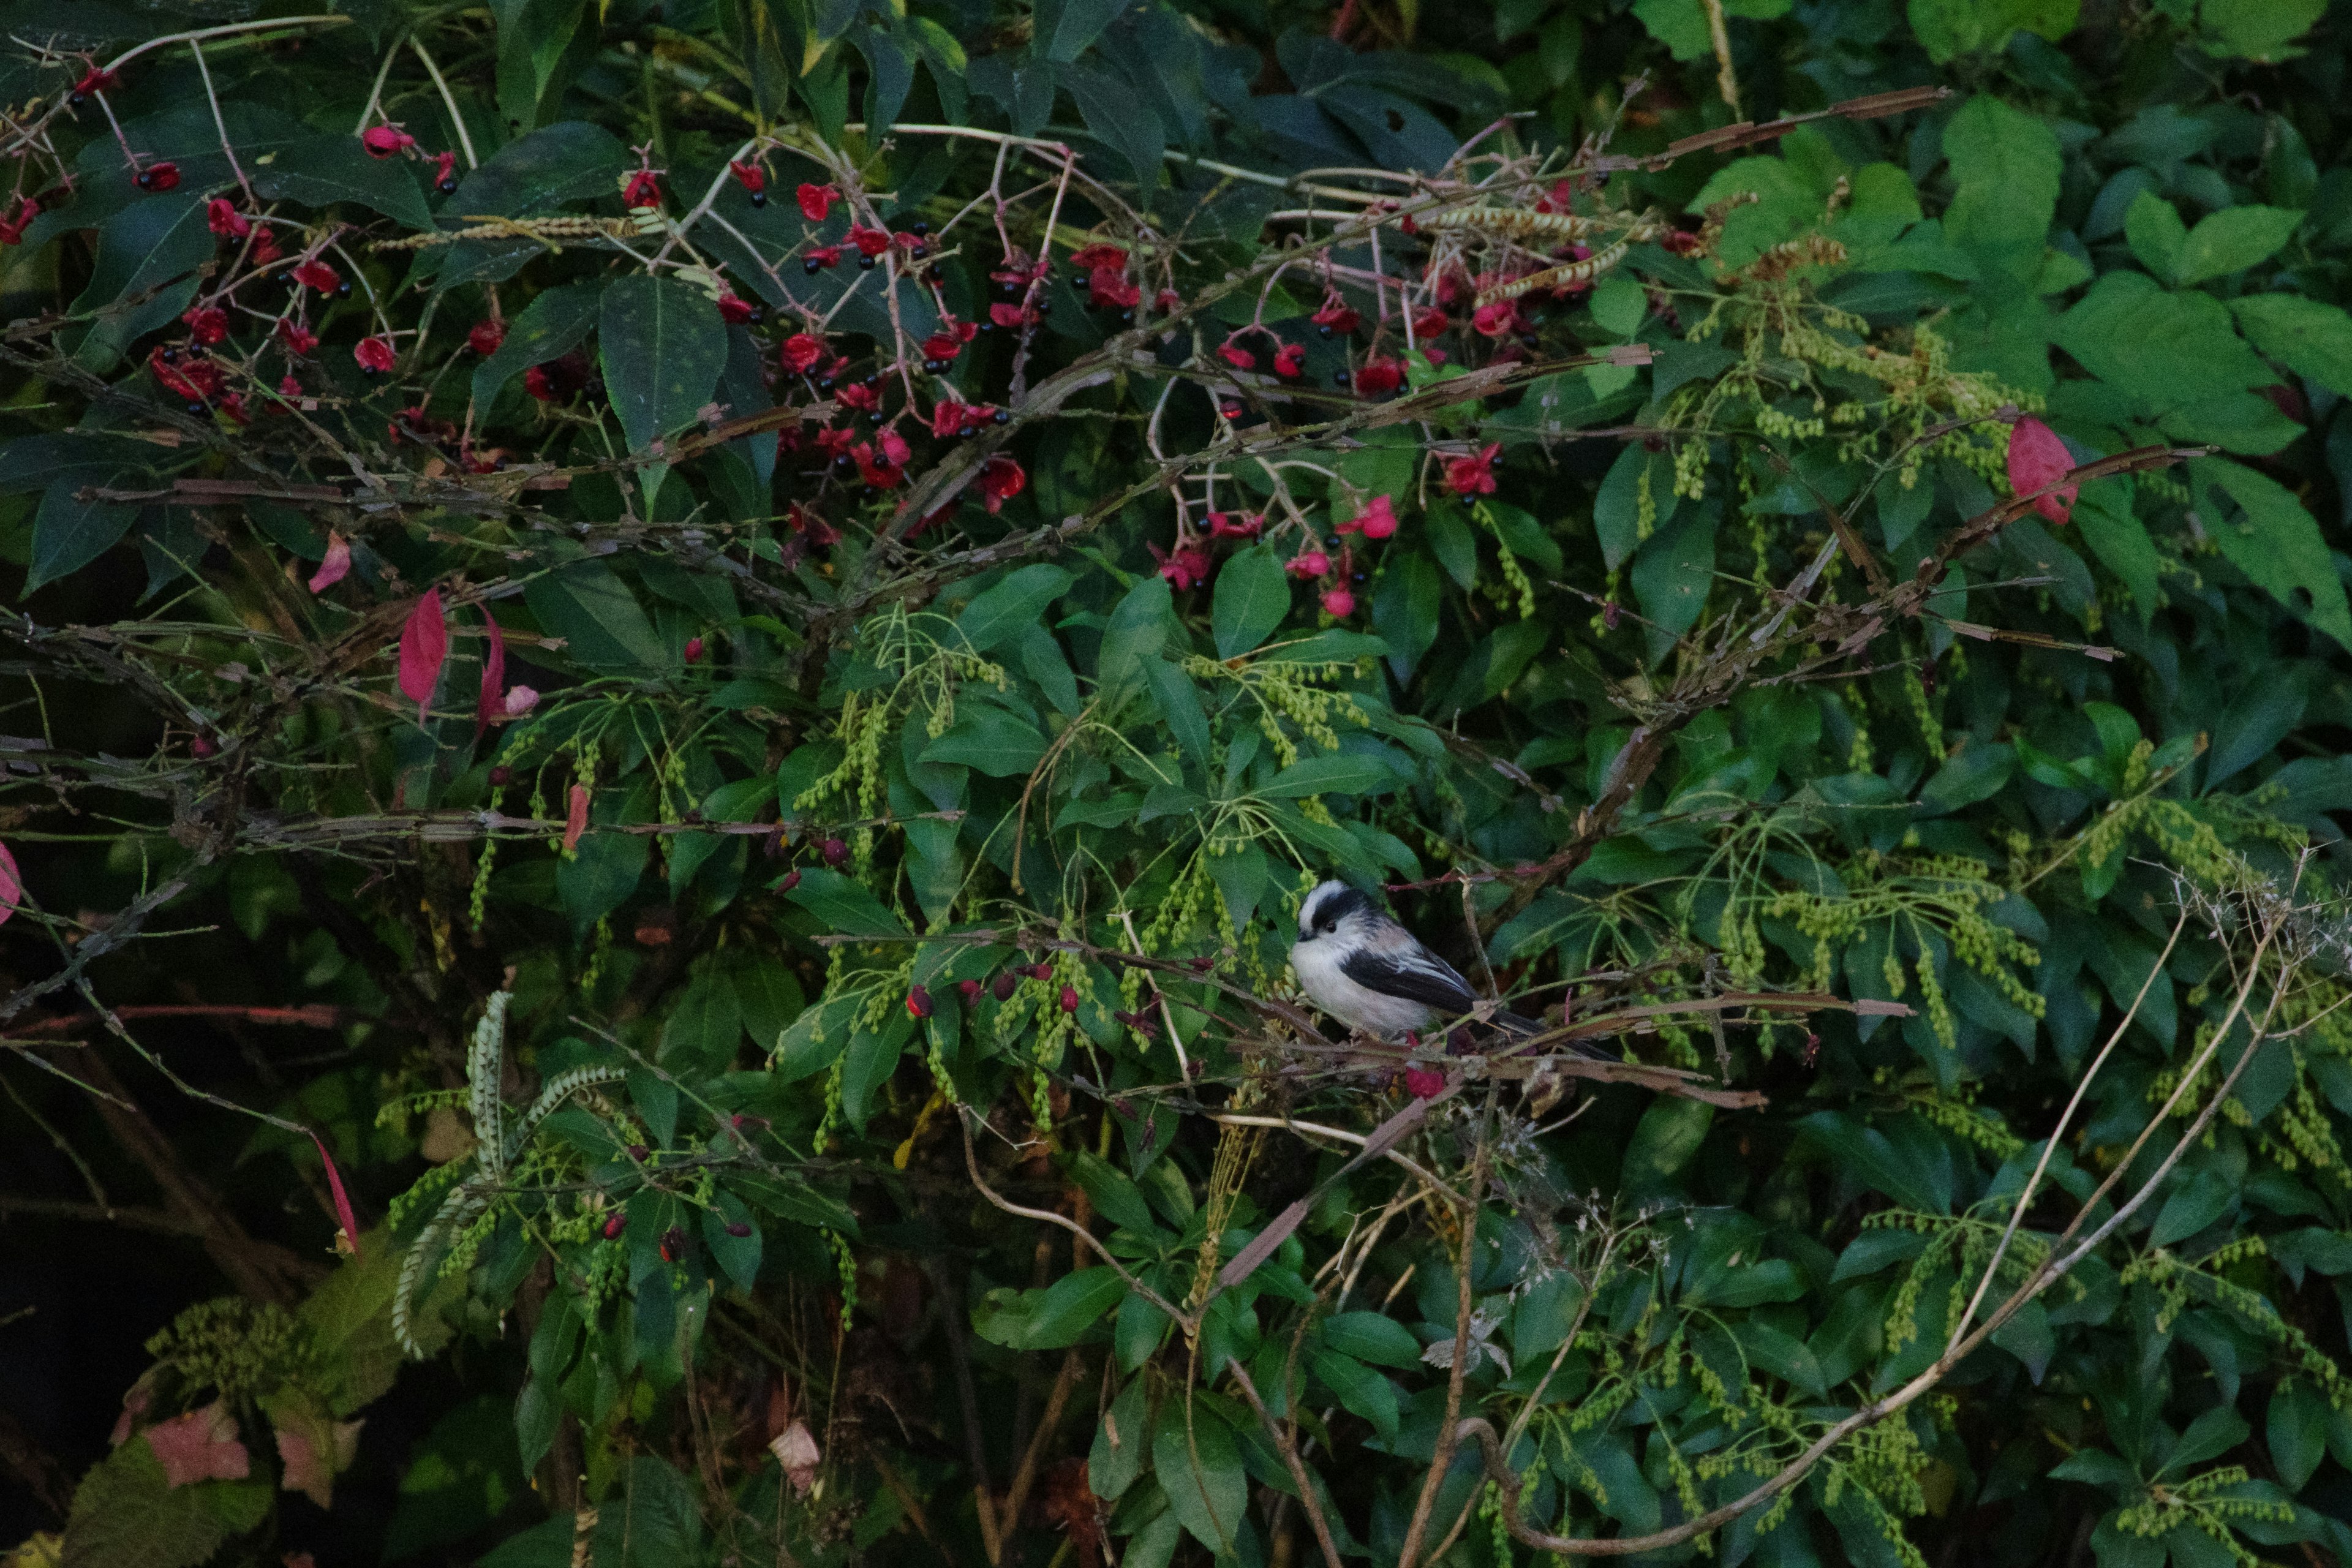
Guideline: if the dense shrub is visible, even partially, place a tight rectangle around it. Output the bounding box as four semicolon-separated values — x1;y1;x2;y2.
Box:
3;1;2352;1566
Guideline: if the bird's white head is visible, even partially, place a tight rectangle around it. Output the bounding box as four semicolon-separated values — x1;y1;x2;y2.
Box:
1296;879;1376;944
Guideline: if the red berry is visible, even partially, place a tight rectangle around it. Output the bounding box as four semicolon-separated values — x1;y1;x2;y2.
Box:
628;1144;650;1161
659;1224;687;1263
1403;1066;1446;1099
725;1221;752;1237
776;868;801;892
821;837;847;867
1059;984;1079;1014
958;979;983;1003
992;971;1018;1001
683;636;704;664
603;1212;627;1239
468;318;505;356
488;765;511;786
906;985;933;1019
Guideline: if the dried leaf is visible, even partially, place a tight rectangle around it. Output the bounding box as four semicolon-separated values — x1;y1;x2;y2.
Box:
144;1402;249;1489
564;783;589;852
769;1420;820;1494
398;587;448;717
2006;417;2076;526
307;532;350;593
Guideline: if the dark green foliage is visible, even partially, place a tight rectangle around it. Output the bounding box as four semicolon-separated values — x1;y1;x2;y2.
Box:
4;2;2352;1567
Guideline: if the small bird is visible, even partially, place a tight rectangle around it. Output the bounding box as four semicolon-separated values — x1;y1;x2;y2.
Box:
1290;878;1547;1043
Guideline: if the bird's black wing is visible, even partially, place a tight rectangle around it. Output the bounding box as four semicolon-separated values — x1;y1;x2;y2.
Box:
1339;948;1479;1015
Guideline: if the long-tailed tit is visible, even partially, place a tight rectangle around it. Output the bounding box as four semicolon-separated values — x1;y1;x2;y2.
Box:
1289;878;1547;1043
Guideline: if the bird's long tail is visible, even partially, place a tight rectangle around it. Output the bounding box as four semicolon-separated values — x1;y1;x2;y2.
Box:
1493;1008;1618;1061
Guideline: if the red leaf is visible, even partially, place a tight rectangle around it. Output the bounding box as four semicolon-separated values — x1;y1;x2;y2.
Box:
146;1401;249;1488
307;1129;363;1258
0;841;20;925
2006;416;2077;526
564;783;589;852
398;588;448;717
475;613;507;738
306;532;350;594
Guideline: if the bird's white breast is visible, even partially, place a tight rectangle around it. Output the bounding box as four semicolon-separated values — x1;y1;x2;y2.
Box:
1291;939;1439;1041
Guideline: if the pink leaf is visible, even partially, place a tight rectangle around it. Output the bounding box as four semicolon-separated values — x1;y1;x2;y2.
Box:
398;588;448;717
2006;416;2077;526
564;783;589;852
307;1129;363;1258
146;1401;249;1488
273;1411;363;1509
307;533;351;593
475;613;507;739
0;841;20;925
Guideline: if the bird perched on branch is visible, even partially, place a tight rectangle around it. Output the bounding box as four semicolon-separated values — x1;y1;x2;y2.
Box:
1290;878;1572;1047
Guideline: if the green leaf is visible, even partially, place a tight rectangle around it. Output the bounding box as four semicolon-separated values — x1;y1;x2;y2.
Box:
2055;273;2274;418
2269;1379;2329;1491
2196;0;2326;62
26;481;138;595
0;432;158;495
1632;0;1713;58
1908;0;2078;62
2191;456;2352;650
1212;545;1291;658
473;281;603;409
1263;751;1395;798
1322;1311;1423;1368
252;136;435;229
1023;1265;1129;1348
492;0;591;129
1096;577;1174;697
956;564;1073;652
1152;1397;1247;1553
1798;1111;1951;1212
1621;1097;1713;1197
524;559;668;671
1310;1350;1399;1438
921;706;1049;776
1066;1149;1163;1235
1089;1377;1151;1501
435;122;630;288
780;867;909;938
1943;94;2061;279
61;1439;249;1568
2073;484;2160;625
2150;1167;2234;1246
2174;204;2303;285
2123;189;2186;282
1144;657;1212;775
600;273;729;504
2232;293;2352;397
1037;0;1127;59
1630;505;1717;642
1918;743;2015;814
699;1191;763;1292
1065;65;1164;193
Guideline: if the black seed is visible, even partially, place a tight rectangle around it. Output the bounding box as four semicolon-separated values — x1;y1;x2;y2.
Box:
922;359;940;372
910;244;927;260
1121;310;1134;322
803;257;824;274
816;377;834;391
910;221;929;236
868;412;883;424
437;176;458;194
858;254;876;270
69;91;86;106
1333;369;1352;387
186;400;206;414
1317;324;1333;338
136;170;153;189
334;281;352;298
1034;301;1050;317
1519;333;1539;349
992;409;1009;424
160;347;179;363
750;190;766;207
833;454;854;472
